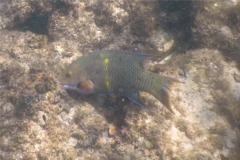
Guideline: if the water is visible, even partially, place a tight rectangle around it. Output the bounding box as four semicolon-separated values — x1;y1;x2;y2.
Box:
0;0;239;159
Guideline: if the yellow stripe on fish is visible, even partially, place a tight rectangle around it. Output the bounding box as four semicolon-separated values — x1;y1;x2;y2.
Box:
103;57;111;90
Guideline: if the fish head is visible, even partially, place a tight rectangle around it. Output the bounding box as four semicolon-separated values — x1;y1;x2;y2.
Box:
58;59;95;94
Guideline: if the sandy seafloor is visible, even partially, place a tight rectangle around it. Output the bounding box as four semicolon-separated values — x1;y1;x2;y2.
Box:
0;0;240;160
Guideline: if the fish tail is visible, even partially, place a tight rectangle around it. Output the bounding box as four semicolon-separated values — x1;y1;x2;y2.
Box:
148;74;179;113
158;82;175;113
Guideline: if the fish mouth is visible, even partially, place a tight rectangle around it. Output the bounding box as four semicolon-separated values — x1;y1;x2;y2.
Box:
62;84;77;90
61;84;94;95
62;84;82;93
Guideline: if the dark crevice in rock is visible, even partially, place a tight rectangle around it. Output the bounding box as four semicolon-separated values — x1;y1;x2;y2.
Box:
11;95;36;118
158;0;200;52
6;0;73;36
10;11;50;35
54;0;72;15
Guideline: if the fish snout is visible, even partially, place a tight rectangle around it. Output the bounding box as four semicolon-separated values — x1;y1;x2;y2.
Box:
62;79;95;95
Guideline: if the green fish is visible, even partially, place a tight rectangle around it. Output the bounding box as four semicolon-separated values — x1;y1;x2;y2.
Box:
59;50;176;113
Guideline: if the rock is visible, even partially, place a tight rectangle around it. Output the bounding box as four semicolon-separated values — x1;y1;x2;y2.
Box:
0;0;240;160
192;0;240;62
233;72;240;83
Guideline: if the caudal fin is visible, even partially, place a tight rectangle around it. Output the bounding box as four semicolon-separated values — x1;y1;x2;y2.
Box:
158;85;175;113
150;74;180;113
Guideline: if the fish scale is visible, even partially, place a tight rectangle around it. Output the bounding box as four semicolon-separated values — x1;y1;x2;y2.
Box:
59;50;176;113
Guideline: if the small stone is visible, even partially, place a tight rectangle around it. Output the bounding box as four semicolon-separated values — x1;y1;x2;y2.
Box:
233;72;240;83
138;137;153;149
149;29;174;53
1;102;15;116
108;124;117;136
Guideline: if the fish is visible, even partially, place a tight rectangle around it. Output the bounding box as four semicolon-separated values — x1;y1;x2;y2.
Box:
59;50;177;113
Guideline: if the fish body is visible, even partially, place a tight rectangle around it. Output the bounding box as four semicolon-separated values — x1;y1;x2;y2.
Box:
59;50;175;112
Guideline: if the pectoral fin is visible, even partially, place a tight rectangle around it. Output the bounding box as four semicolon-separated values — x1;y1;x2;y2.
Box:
123;90;146;108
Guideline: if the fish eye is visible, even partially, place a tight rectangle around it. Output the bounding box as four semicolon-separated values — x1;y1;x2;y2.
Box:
66;71;72;78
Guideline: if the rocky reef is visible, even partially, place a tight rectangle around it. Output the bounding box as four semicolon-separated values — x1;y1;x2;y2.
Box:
0;0;239;159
